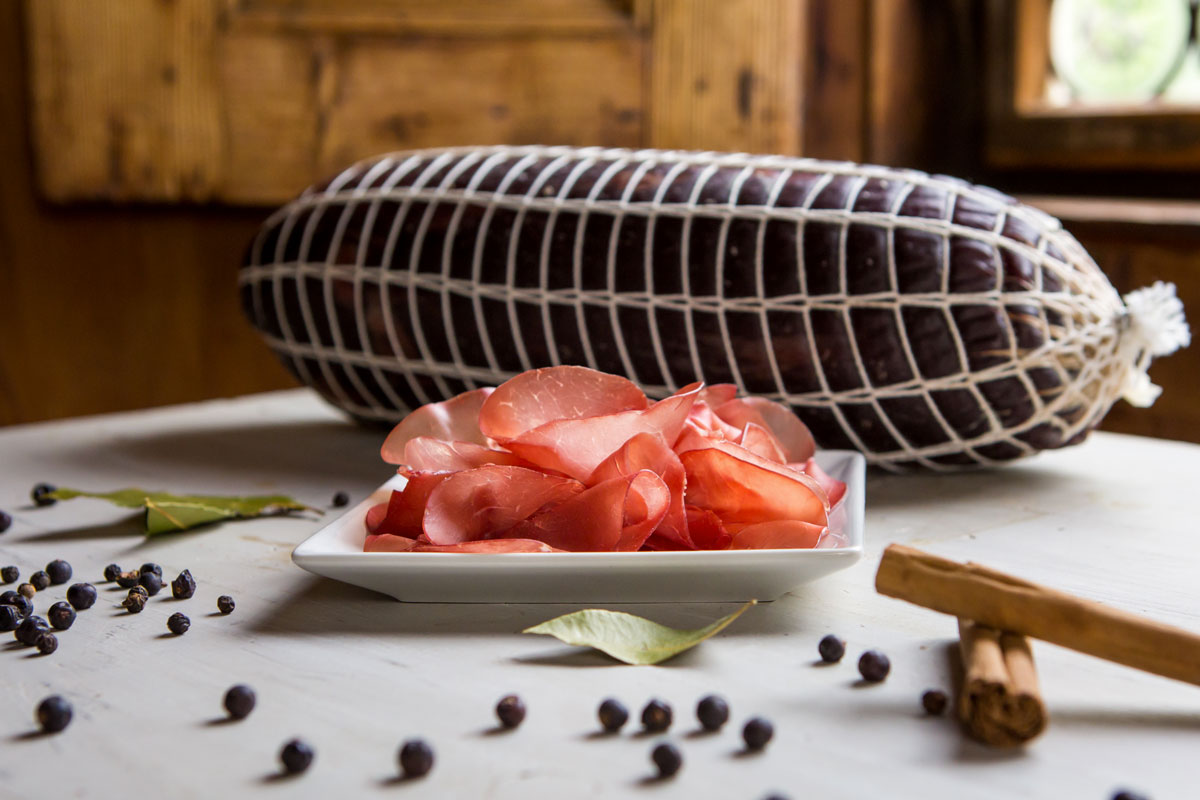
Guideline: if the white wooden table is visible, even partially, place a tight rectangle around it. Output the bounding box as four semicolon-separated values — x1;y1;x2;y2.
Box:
1;390;1196;799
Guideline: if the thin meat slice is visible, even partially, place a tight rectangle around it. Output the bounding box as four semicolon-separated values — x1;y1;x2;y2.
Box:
507;471;670;551
412;539;564;554
698;384;739;407
737;422;788;463
727;520;826;549
589;432;691;549
403;437;532;472
798;457;847;507
714;397;816;462
503;384;700;481
422;465;584;545
680;446;828;528
382;387;494;464
478;365;647;442
367;472;453;537
364;533;419;552
684;505;733;550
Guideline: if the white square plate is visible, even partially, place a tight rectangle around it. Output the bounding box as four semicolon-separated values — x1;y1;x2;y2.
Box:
292;450;866;603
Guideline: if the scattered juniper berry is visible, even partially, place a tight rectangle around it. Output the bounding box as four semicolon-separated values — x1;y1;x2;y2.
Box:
280;739;314;775
16;616;49;645
858;650;891;683
0;511;10;533
641;699;673;733
495;694;526;729
140;563;162;578
67;583;97;611
696;695;730;731
45;560;72;585
0;604;19;632
48;601;75;630
18;583;36;600
1;590;31;617
217;595;235;615
36;695;72;733
122;592;147;614
818;634;846;663
171;569;196;600
0;565;16;584
651;742;682;778
598;698;629;733
103;564;122;582
167;613;190;635
139;572;163;597
743;717;774;751
115;571;141;589
224;685;256;719
31;483;57;507
30;571;49;591
331;491;350;508
399;739;434;778
35;632;58;655
922;690;948;716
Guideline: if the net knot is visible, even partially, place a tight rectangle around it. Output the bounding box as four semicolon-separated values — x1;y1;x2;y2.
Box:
1119;281;1190;407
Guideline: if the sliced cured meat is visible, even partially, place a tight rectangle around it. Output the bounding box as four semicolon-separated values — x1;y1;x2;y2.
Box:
589;432;691;548
727;520;826;549
422;465;584;545
364;533;419;552
402;437;532;472
684;505;732;550
508;470;670;551
382;387;494;464
368;472;453;537
736;422;788;463
478;365;647;442
502;384;700;481
680;446;828;528
799;457;847;507
714;397;816;462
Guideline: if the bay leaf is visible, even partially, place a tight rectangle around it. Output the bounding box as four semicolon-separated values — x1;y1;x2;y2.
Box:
47;488;317;535
522;600;756;665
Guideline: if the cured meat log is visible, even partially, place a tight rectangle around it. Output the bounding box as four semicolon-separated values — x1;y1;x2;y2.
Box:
239;145;1188;469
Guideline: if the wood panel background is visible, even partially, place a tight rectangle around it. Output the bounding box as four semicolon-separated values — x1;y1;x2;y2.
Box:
4;0;1197;448
0;1;295;426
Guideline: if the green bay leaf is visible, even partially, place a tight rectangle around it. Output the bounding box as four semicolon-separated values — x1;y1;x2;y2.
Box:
47;488;317;535
522;600;756;665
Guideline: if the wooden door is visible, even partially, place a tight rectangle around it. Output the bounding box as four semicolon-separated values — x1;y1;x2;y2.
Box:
25;0;807;205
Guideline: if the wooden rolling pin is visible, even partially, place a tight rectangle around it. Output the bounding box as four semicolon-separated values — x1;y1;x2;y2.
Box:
876;543;1200;687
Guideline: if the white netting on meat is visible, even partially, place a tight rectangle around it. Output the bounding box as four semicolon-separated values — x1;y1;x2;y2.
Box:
238;145;1188;470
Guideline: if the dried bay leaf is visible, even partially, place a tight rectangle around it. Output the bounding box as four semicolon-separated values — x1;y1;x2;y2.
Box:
522;600;756;665
47;488;318;535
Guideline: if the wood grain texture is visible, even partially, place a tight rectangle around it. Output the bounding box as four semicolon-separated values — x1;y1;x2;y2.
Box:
26;0;225;202
231;0;637;34
647;0;804;154
0;2;294;426
24;0;646;205
801;0;867;162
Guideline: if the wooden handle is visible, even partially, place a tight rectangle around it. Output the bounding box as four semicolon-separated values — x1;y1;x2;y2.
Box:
876;544;1200;687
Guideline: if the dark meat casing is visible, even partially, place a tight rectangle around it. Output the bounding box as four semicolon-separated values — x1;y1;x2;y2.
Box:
239;145;1142;470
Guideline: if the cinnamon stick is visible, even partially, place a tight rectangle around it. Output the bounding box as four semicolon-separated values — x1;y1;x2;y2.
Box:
876;543;1200;687
957;619;1047;746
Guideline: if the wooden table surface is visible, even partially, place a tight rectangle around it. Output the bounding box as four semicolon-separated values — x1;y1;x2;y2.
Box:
1;390;1197;799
